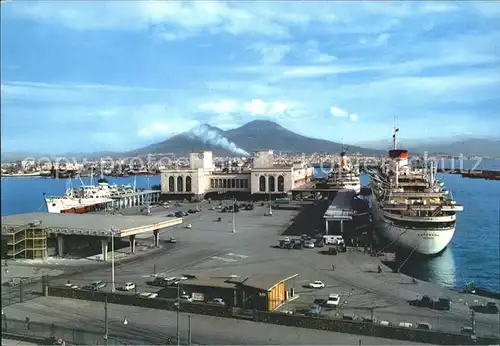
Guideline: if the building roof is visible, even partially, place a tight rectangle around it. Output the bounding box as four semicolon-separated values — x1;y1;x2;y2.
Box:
180;273;298;292
323;189;355;220
241;273;298;291
1;212;182;237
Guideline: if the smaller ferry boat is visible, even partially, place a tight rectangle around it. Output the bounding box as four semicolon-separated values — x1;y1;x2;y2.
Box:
45;177;136;213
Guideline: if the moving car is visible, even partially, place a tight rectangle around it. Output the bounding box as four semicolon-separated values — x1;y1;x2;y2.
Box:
178;295;193;303
185;224;192;229
138;292;158;299
307;281;325;289
167;237;177;243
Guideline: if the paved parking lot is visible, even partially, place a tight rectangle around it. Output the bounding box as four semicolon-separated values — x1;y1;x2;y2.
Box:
5;199;499;339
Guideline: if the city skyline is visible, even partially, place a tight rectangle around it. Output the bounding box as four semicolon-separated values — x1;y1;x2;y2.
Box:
1;1;499;153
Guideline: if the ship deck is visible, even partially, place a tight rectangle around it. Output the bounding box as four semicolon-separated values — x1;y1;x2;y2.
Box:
1;212;182;237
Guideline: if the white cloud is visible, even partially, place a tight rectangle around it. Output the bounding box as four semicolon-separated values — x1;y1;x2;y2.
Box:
198;100;238;113
330;106;349;118
349;113;359;122
244;99;268;115
138;123;170;138
249;43;291;64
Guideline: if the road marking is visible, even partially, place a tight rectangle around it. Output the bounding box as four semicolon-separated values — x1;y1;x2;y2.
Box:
226;253;249;259
211;256;238;263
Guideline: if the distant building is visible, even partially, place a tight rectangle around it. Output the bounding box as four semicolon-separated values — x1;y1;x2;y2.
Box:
160;150;314;200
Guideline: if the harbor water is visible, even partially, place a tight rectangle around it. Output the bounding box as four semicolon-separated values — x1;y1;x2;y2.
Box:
1;160;499;292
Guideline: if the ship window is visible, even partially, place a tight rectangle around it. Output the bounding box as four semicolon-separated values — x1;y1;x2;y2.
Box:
210;178;215;189
236;179;240;188
177;176;184;192
268;176;276;192
244;179;248;189
218;179;222;188
223;179;227;188
259;176;266;192
185;176;192;192
231;179;236;188
277;175;285;192
168;177;175;192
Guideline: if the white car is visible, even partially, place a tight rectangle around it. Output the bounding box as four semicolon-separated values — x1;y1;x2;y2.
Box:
304;241;315;248
122;282;136;291
308;281;325;289
173;276;188;285
185;224;192;229
64;283;79;289
138;292;158;298
178;295;193;303
325;294;340;307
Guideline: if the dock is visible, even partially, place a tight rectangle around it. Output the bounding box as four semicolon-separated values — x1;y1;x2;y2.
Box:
1;212;182;260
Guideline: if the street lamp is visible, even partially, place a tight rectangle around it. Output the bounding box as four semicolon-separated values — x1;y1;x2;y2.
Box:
103;296;129;346
232;197;236;233
108;227;117;292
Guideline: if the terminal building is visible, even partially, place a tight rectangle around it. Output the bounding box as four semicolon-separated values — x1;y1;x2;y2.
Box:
160;150;314;200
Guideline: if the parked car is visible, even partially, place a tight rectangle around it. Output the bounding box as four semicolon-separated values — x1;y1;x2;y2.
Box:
307;281;325;289
485;302;499;314
325;293;340;307
304;241;315;249
167;237;177;243
435;297;452;310
209;298;225;306
185;224;192;229
138;292;158;299
88;280;106;291
416;322;432;330
120;282;136;291
305;304;322;317
178;295;193;303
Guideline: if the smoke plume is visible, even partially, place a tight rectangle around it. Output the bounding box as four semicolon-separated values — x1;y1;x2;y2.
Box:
188;125;250;156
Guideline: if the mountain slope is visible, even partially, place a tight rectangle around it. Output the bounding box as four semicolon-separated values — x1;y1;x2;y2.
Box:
131;120;383;156
410;139;500;157
224;120;381;155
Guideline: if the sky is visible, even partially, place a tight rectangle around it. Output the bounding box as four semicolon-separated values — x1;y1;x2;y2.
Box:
1;1;500;153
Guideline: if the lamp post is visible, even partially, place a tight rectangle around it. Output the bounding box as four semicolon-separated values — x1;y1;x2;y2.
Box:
268;189;273;216
109;227;116;292
232;197;236;233
176;282;181;346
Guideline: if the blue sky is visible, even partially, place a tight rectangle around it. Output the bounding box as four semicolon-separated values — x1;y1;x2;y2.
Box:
1;1;499;153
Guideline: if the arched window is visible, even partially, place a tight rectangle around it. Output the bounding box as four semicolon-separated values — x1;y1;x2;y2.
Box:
268;176;276;192
259;176;266;192
185;176;192;192
177;176;184;192
168;176;175;192
277;175;285;192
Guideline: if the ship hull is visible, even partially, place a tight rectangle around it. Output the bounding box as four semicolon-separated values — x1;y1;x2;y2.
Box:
46;198;112;213
371;194;454;255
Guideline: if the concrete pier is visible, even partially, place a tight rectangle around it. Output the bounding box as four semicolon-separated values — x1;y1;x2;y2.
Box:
323;189;356;235
129;235;136;253
100;239;108;261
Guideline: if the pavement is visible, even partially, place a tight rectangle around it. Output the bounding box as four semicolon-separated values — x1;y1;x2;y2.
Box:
3;200;500;340
2;297;425;345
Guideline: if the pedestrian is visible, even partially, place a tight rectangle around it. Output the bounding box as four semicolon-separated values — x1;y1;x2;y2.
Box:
332;264;335;271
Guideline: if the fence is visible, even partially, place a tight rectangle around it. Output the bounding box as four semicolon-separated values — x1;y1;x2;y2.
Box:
1;316;172;345
45;285;500;345
1;279;43;307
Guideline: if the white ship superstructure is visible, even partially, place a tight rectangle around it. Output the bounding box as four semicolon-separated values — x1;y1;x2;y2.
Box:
45;178;135;213
327;147;361;193
369;128;463;255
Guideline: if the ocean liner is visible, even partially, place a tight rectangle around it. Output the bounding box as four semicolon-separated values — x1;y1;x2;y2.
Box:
327;146;361;193
45;178;135;213
369;128;464;255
